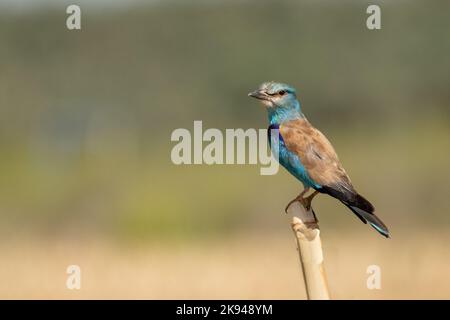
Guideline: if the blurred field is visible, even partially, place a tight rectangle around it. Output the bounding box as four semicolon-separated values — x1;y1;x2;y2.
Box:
1;230;449;299
1;0;449;237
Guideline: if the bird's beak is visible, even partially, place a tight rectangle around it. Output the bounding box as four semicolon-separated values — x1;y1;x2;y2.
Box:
248;90;270;101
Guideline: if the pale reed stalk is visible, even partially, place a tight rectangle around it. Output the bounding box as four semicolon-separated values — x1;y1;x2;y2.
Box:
287;201;330;300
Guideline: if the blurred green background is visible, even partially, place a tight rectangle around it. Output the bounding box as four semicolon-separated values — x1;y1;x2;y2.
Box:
0;0;449;299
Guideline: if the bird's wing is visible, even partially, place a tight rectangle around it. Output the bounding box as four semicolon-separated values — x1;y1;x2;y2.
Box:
279;118;389;237
279;118;354;194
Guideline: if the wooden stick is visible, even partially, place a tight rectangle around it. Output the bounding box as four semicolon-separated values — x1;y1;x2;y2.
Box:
287;201;330;300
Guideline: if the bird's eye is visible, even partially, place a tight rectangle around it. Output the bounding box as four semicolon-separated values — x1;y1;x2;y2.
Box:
278;90;286;96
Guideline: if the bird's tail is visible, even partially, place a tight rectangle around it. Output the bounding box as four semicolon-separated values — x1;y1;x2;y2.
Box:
344;194;390;238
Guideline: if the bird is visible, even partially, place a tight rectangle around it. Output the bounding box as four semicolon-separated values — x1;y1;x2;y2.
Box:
248;81;389;237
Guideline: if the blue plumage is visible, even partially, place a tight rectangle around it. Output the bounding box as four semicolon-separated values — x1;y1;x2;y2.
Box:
268;124;321;189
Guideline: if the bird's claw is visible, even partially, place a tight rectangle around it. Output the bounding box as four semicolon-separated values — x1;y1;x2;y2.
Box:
285;195;314;213
300;197;312;211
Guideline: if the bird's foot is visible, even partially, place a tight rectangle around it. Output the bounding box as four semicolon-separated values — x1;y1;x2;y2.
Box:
285;195;305;213
299;197;312;211
301;190;319;211
285;190;318;213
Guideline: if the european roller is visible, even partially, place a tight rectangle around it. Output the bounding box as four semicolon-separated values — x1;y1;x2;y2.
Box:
249;82;389;237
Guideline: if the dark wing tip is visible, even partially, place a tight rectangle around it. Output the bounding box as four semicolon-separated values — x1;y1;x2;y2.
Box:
354;193;375;213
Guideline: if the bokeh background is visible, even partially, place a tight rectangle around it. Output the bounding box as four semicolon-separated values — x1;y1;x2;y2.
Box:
0;0;449;299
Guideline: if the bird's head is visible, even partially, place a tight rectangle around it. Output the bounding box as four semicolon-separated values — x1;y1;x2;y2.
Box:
249;82;302;123
248;82;298;110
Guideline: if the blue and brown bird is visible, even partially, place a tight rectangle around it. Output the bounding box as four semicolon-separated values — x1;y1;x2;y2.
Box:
249;82;389;237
